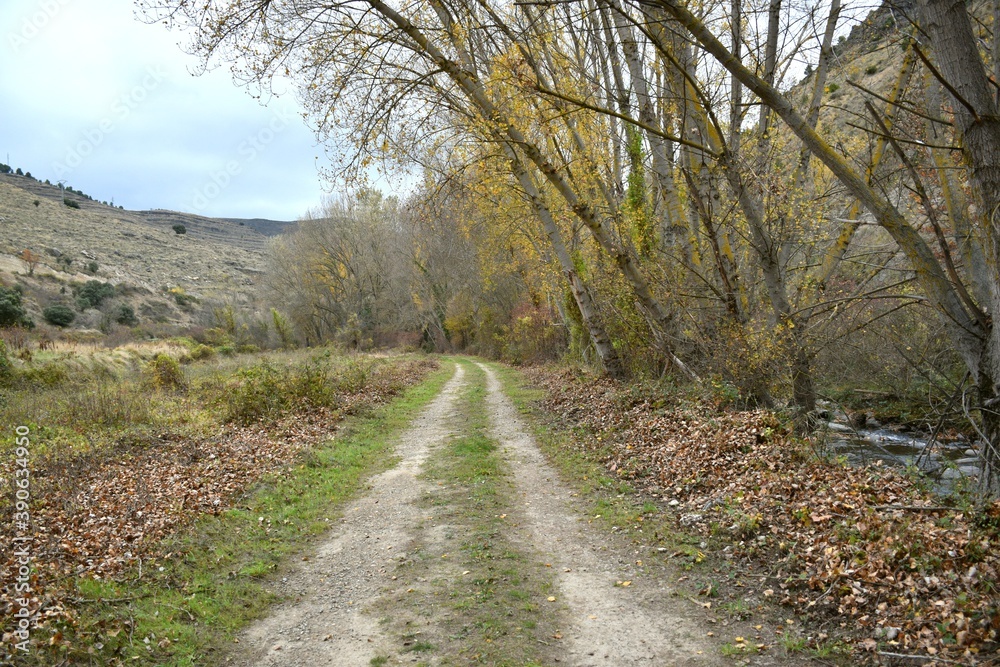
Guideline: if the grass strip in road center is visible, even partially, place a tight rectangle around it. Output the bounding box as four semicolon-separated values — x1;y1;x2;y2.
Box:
372;359;561;667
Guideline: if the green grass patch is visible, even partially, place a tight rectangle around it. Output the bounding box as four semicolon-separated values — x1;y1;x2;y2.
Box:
375;358;559;665
29;360;454;666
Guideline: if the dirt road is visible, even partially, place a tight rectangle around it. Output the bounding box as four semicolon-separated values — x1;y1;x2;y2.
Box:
231;361;800;665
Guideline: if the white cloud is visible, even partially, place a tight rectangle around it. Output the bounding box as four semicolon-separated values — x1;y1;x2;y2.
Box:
0;0;326;220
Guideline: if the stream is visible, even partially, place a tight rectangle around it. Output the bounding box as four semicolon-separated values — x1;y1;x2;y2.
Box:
818;415;981;493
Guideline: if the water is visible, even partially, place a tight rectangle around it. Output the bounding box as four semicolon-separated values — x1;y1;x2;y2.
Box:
819;422;981;493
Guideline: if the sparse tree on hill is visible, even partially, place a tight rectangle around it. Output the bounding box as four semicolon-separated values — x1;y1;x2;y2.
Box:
0;286;32;328
19;249;40;276
115;303;138;326
43;304;75;328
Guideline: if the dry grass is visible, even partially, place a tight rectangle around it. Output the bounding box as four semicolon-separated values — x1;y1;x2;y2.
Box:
0;176;270;330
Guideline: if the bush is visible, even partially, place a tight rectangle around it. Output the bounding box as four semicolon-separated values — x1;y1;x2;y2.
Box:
221;362;286;424
18;363;69;388
172;224;186;235
0;286;31;328
87;261;99;274
43;304;76;327
172;290;198;308
146;353;186;390
33;200;39;207
866;65;879;75
63;198;80;209
214;354;348;424
827;82;840;93
189;343;215;361
75;280;115;310
114;303;138;326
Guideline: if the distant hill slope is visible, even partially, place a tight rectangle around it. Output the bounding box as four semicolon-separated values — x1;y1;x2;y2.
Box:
0;173;290;329
217;217;295;237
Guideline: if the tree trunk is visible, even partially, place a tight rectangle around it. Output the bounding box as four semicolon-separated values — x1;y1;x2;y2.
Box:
916;0;1000;492
503;141;627;379
607;0;687;256
797;0;841;176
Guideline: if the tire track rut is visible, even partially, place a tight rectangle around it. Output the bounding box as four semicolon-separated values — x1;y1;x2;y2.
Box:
479;362;727;666
232;364;467;666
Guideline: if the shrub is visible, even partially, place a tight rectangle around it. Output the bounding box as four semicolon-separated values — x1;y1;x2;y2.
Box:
62;382;153;428
146;353;186;390
865;65;878;75
43;304;76;327
213;355;347;424
86;261;99;274
827;82;840;93
18;363;69;388
63;198;80;209
272;308;296;349
0;286;31;328
172;224;186;235
114;303;138;326
0;326;30;351
221;362;286;423
20;249;40;275
75;280;115;310
171;289;198;308
189;343;215;361
33;200;39;207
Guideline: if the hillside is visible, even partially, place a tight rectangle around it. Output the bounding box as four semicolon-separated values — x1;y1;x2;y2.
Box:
0;173;291;331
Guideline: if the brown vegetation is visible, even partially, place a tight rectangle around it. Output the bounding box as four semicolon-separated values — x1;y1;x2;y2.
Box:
527;366;1000;662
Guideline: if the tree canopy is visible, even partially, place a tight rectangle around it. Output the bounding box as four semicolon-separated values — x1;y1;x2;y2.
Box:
141;0;1000;492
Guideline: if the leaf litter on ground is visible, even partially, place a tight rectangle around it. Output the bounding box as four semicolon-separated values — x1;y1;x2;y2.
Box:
525;367;1000;665
0;355;437;658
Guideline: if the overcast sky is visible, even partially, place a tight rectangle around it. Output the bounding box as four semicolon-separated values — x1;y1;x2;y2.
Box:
0;0;334;220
